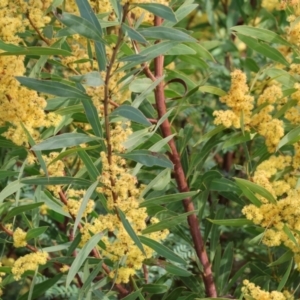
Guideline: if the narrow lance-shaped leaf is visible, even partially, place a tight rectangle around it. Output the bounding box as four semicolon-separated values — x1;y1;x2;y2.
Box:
26;226;48;241
234;177;277;204
207;218;253;227
137;27;197;42
73;181;99;235
31;133;101;151
110;105;151;126
135;3;177;23
0;47;72;56
231;25;290;46
16;77;90;99
237;34;289;67
117;208;146;256
141;191;198;207
75;0;106;70
21;176;92;186
66;233;103;287
54;11;106;44
142;211;195;234
122;23;148;44
120;150;173;169
139;236;186;264
277;125;300;150
0;180;25;204
3;203;43;222
20;122;48;177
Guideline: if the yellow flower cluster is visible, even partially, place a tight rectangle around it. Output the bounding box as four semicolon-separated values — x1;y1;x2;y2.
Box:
242;152;300;264
0;1;61;146
213;70;254;130
242;280;293;300
13;227;27;248
63;198;95;217
213;71;284;152
261;0;280;11
0;263;6;297
12;251;48;280
80;123;168;283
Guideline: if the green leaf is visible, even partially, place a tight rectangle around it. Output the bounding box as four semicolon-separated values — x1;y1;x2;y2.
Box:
120;150;173;169
55;11;106;44
277;125;300;150
277;260;293;292
120;41;179;70
142;284;169;294
21;176;92;186
66;233;103;287
163;287;186;300
117;208;146;256
264;68;297;88
0;46;72;56
199;85;227;96
166;44;196;55
142;211;195;234
135;3;177;23
110;105;151;126
139;236;186;264
77;151;100;181
232;25;290;46
137;27;197;42
268;250;293;267
132;76;165;108
187;43;215;61
26;226;48;241
75;0;106;70
122;289;144;300
218;242;234;294
3;203;43;222
165;264;192;277
235;178;276;205
76;0;102;31
70;72;104;87
237;34;289;67
122;23;148;44
16;77;90;99
210;178;242;195
141;191;198;207
207;218;252;227
282;224;298;246
163;4;198;27
0;170;19;179
222;132;253;149
21;122;48;177
73;181;98;235
0;180;25;203
140;169;170;198
18;274;63;300
31;133;100;150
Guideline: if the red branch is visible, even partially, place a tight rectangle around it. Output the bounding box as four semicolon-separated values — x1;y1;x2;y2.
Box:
151;16;217;297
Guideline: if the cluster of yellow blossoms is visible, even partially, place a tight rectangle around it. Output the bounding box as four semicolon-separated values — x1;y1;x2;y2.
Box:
12;252;48;281
242;280;293;300
80;124;169;283
13;227;27;248
0;0;61;146
213;70;284;152
241;150;300;266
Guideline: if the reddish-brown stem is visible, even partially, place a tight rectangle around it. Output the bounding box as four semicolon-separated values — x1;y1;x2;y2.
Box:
151;16;217;297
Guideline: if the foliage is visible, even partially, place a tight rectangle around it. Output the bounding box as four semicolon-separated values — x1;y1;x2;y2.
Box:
0;0;300;299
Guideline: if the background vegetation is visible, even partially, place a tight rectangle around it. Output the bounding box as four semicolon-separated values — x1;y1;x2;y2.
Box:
0;0;299;299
